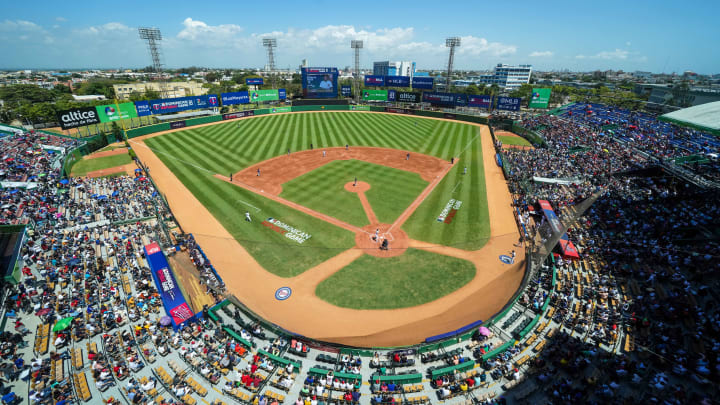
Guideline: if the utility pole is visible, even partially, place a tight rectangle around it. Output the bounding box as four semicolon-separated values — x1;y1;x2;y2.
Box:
445;37;461;92
351;40;363;103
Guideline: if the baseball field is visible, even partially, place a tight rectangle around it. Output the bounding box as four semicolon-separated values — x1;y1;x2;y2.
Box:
131;111;524;346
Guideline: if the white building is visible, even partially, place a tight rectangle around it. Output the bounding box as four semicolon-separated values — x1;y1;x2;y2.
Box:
479;64;532;90
373;61;416;78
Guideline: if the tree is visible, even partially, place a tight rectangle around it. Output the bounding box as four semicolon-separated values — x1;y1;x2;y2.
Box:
144;89;160;100
205;72;220;83
111;122;124;142
462;84;481;95
53;84;71;94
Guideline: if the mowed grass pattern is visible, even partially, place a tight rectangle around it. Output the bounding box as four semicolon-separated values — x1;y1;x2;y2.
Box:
315;248;476;309
145;112;491;276
280;160;428;227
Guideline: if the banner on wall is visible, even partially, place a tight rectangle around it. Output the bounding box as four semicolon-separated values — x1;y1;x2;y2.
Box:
341;86;352;97
220;91;250;106
364;75;385;86
385;75;411;87
95;102;138;122
144;243;197;329
362;89;388;101
245;77;264;85
396;91;421;103
278;88;287;99
422;92;467;107
529;88;552;109
468;95;492;109
411;76;434;89
268;106;292;114
134;101;151;117
56;107;101;130
147;95;218;114
170;121;187;129
249;89;280;102
496;97;522;111
222;110;255;120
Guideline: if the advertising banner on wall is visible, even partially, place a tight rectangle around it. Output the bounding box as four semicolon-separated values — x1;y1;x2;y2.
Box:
249;89;280;102
364;75;385;86
396;91;421;103
170;121;187;129
386;75;411;87
496;96;522;111
221;91;250;106
301;67;338;98
468;95;492;109
57;107;101;130
147;95;218;115
268;106;292;114
422;92;467;107
362;89;388;101
350;105;371;111
245;77;264;85
412;76;434;89
144;243;197;329
341;86;352;97
222;110;255;120
95;102;138;122
278;88;286;99
134;101;151;117
529;88;552;109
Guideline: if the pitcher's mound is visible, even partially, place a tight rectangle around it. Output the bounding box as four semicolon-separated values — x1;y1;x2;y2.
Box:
344;181;371;193
356;223;408;258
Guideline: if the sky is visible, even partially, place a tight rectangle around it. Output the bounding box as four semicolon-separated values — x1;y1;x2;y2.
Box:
0;0;718;74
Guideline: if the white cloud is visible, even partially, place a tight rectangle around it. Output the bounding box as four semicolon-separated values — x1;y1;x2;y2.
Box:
457;36;516;57
55;17;67;22
0;19;43;32
576;49;629;60
529;51;553;57
626;41;631;47
177;17;244;46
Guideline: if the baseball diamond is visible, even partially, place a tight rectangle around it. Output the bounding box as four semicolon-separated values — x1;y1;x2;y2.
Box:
132;111;524;346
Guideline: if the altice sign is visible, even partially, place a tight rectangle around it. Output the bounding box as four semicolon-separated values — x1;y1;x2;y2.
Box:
57;107;101;130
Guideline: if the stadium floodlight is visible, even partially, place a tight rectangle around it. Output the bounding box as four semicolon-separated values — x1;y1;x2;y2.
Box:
445;37;461;91
138;27;168;97
351;40;363;103
262;38;278;89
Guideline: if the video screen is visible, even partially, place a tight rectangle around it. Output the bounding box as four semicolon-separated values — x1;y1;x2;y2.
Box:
302;67;338;98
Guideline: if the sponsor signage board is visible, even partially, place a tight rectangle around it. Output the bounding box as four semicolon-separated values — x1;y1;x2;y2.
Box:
396;91;420;103
134;100;151;117
222;110;255;120
245;77;264;85
95;102;138;122
147;95;218;115
221;91;250;106
278;88;286;99
529;88;552;109
268;106;292;114
386;75;410;87
422;92;467;107
170;121;187;129
468;95;492;109
57;107;100;130
364;75;385;86
362;89;388;101
350;105;370;111
341;86;352;97
144;242;196;328
496;96;522;111
249;89;280;102
411;76;434;89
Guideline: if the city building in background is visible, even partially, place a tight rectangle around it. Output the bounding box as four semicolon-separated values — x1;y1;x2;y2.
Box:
478;64;533;90
113;81;208;100
373;61;416;79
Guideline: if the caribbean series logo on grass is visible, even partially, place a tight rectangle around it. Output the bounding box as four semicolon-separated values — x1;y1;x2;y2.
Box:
437;199;462;224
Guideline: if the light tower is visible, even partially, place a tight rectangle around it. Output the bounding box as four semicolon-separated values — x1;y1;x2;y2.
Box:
445;37;461;92
138;27;167;97
350;40;363;103
262;38;277;89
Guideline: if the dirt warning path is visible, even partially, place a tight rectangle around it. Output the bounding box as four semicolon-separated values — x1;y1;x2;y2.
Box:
130;113;523;346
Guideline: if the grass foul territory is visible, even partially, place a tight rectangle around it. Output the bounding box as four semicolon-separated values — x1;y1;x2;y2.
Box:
497;135;532;147
71;153;132;176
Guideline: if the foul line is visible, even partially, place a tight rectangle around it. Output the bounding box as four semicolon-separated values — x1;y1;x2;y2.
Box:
236;199;261;212
451;180;462;194
458;127;482;156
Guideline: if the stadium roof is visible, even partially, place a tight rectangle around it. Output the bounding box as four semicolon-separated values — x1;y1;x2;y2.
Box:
659;101;720;136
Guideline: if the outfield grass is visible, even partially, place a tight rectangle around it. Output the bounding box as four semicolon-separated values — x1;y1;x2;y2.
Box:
71;153;132;176
145;112;491;275
498;135;532;147
280;160;428;227
315;248;476;309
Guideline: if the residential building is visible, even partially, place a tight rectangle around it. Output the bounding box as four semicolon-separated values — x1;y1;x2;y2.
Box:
113;81;208;100
478;64;532;90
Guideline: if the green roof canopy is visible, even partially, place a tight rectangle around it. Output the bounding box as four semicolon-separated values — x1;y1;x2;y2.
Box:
659;101;720;136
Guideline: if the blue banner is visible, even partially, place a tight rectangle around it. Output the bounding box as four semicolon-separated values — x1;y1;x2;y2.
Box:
412;76;434;89
468;95;492;109
147;95;218;115
278;88;286;99
134;101;151;117
388;89;397;102
364;75;385;86
246;77;264;85
341;86;352;97
144;242;198;329
221;91;250;106
496;96;522;111
386;75;410;87
422;92;467;107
